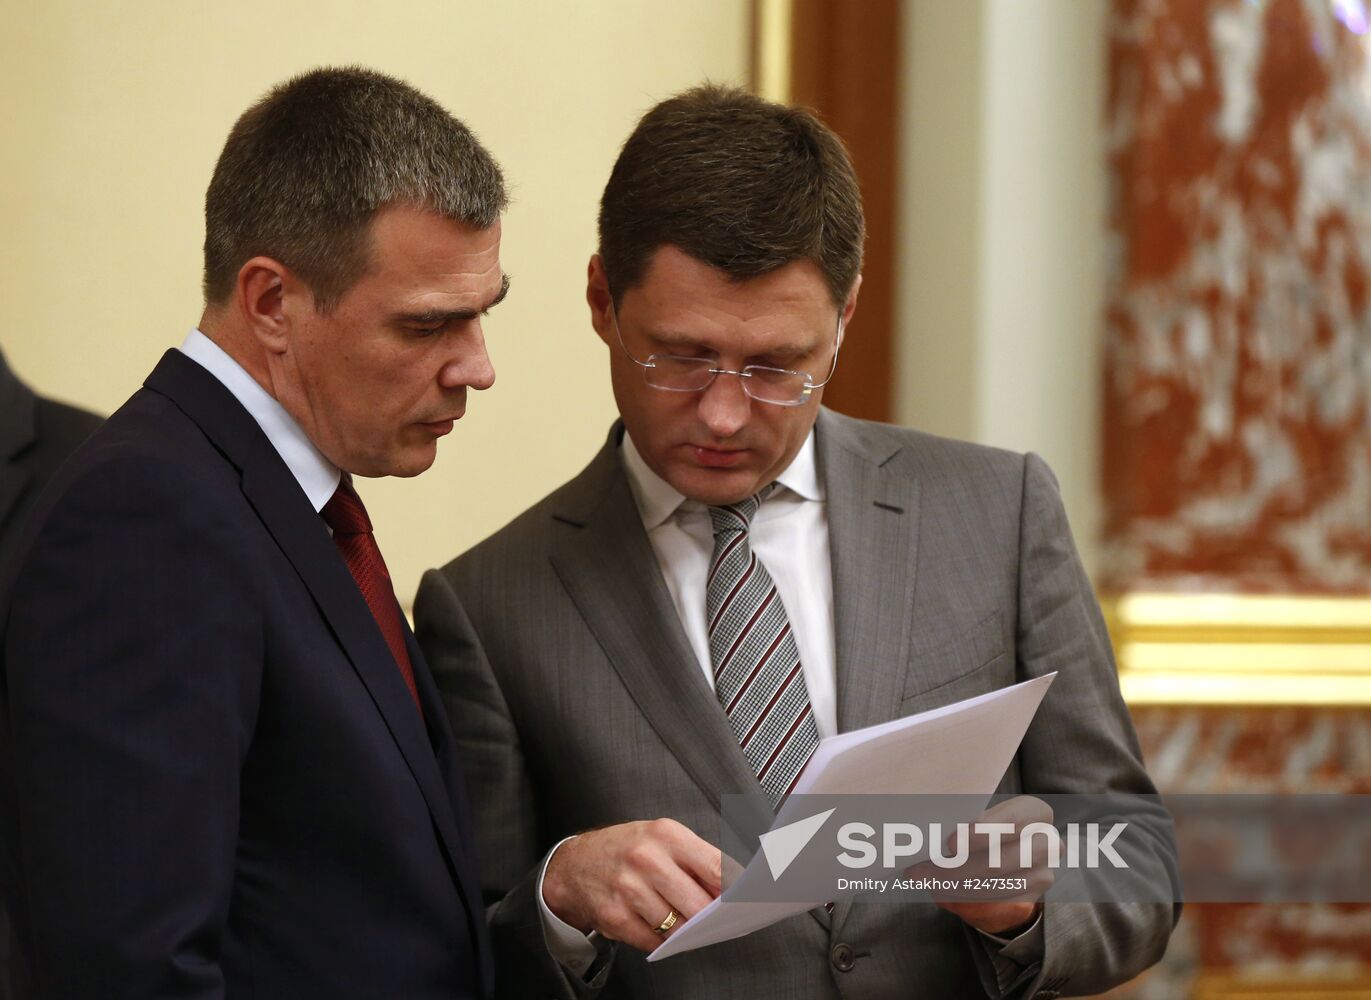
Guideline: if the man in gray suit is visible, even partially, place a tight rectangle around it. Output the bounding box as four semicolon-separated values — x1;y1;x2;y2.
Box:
416;85;1177;999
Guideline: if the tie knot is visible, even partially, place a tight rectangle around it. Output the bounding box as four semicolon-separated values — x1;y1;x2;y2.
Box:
708;483;778;538
322;477;372;536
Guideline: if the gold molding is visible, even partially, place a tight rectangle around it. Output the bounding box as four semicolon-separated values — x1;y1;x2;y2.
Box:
1193;972;1371;998
753;0;792;102
1102;593;1371;705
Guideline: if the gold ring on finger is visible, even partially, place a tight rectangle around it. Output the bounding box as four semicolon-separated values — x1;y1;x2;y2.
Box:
651;908;679;935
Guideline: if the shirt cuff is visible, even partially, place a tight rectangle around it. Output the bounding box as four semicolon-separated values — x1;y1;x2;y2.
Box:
536;835;606;978
975;908;1045;995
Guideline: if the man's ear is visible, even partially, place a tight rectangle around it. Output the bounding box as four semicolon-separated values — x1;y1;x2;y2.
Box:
586;254;615;347
235;256;299;356
839;274;863;345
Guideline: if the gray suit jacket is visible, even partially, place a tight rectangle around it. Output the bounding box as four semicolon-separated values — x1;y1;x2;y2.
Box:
415;409;1177;1000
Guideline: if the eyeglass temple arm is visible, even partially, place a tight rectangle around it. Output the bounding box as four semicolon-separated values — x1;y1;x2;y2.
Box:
608;299;658;370
806;314;846;390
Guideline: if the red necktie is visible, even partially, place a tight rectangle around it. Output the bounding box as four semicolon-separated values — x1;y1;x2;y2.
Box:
322;477;424;718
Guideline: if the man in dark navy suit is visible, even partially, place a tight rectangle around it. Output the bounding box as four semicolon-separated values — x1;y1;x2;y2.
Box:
0;67;508;999
0;350;103;576
0;351;102;1000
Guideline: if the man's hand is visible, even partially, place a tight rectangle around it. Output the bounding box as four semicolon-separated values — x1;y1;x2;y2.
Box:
912;796;1054;936
542;819;722;952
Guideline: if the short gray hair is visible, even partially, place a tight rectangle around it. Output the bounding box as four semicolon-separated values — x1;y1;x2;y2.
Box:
203;66;507;311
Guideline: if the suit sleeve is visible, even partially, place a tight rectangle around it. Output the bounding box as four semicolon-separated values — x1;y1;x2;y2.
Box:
3;458;261;999
973;452;1179;999
414;568;611;1000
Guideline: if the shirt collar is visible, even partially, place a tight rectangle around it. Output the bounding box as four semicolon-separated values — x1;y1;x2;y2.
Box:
620;425;823;531
178;328;341;513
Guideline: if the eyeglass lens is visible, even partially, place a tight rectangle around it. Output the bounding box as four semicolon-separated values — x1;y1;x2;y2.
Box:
645;356;811;404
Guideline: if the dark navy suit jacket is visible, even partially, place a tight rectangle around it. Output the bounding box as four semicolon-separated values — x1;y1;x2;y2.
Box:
0;351;103;1000
0;350;492;999
0;350;103;576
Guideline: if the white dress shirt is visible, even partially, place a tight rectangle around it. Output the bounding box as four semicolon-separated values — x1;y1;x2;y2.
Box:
620;430;838;738
177;328;340;510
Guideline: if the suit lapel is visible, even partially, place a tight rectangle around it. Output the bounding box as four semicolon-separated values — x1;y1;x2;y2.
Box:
819;409;921;735
143;352;478;900
817;410;923;935
409;625;483;890
0;351;37;531
553;417;919;937
237;463;475;866
548;427;761;808
408;628;494;989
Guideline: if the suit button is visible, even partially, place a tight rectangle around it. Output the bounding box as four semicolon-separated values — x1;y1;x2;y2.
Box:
831;942;856;972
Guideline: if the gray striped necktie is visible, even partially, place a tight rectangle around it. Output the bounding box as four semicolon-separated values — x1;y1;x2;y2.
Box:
706;486;820;807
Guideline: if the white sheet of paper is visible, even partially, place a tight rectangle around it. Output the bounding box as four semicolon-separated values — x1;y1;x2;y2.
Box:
648;672;1056;962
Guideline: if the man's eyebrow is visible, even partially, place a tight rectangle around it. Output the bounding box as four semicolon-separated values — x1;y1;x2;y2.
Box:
485;272;512;312
395;273;511;325
646;326;815;363
645;328;709;351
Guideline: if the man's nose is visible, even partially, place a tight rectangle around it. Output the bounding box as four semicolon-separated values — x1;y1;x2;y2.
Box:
696;370;751;438
439;324;495;391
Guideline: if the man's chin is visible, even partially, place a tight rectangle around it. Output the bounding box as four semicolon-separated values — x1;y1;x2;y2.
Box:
351;445;438;480
668;464;766;507
392;450;439;479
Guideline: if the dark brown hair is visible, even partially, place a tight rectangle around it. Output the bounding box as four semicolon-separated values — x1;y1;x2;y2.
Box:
598;83;864;307
203;66;506;311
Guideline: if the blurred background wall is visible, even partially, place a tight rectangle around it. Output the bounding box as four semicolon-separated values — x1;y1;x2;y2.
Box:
5;1;1371;996
899;0;1108;575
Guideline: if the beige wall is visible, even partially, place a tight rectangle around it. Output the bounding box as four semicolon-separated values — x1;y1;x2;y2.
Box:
898;0;1106;574
0;1;749;601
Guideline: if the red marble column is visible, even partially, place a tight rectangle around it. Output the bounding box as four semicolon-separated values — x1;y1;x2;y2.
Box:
1104;0;1371;595
1103;1;1371;995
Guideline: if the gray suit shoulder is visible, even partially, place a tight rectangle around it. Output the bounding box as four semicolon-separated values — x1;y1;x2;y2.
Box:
438;413;1044;590
819;409;1029;494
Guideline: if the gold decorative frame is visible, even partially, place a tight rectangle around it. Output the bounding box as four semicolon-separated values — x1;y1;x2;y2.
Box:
751;0;793;102
1102;593;1371;705
1192;972;1371;998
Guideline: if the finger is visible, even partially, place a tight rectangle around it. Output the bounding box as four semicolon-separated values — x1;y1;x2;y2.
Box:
671;835;724;898
980;795;1053;827
940;899;1040;933
903;857;938;880
1027;836;1053;872
622;846;713;924
594;897;667;953
645;818;724;897
622;825;717;917
720;850;746;885
625;884;681;952
652;864;715;920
